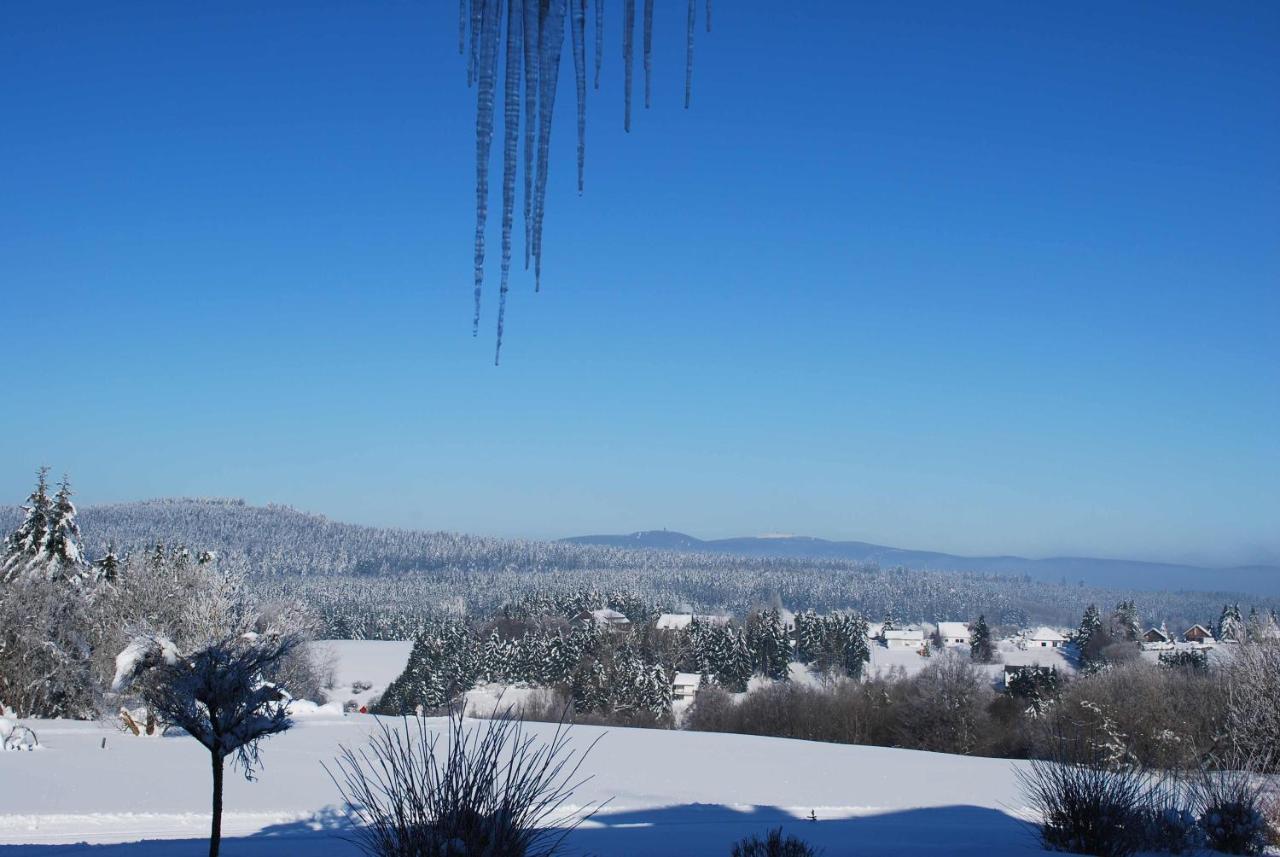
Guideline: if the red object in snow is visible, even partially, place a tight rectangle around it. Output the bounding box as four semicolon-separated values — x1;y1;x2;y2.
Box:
359;705;368;714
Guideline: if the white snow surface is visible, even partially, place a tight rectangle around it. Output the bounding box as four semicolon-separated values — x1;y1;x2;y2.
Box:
0;715;1052;855
0;638;1072;855
313;639;413;710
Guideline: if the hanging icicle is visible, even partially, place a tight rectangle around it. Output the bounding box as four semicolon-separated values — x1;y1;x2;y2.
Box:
522;0;540;272
472;0;503;335
531;0;568;292
622;0;635;132
593;0;603;90
495;0;524;364
468;0;484;86
463;1;713;360
460;0;468;56
643;0;653;109
571;0;587;194
685;0;695;108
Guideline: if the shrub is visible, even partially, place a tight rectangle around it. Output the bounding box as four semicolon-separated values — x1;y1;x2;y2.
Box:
1194;767;1269;855
730;827;819;857
1015;736;1152;857
327;705;600;857
1140;778;1203;854
1261;790;1280;848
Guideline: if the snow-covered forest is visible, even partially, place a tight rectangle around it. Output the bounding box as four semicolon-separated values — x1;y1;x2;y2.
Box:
2;495;1272;640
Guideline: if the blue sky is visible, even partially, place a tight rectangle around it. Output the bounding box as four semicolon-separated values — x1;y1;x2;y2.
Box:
2;1;1277;566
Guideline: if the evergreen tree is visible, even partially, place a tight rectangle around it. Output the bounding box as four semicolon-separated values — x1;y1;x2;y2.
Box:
969;615;994;663
1075;604;1102;645
749;609;791;681
95;544;122;584
1;467;53;582
1217;603;1245;642
1110;599;1140;642
44;476;85;581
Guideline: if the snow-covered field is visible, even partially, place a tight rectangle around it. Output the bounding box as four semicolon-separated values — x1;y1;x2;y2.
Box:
0;641;1052;855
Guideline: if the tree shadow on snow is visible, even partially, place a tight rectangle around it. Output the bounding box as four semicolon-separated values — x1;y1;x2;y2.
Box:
0;803;1038;856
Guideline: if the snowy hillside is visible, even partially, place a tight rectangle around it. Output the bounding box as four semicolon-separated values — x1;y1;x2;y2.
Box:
0;639;1051;856
0;714;1046;856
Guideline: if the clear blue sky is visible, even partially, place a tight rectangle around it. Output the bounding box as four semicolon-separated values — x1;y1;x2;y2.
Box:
2;1;1277;567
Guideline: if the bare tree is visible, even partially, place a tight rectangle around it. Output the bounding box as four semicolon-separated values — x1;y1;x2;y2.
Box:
130;633;300;857
1223;639;1280;771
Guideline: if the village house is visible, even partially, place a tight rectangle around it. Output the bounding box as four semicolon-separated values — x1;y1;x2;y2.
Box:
1141;626;1174;651
937;622;971;647
1025;627;1066;649
1143;627;1170;644
671;672;702;702
574;608;631;629
1182;624;1215;645
883;628;926;650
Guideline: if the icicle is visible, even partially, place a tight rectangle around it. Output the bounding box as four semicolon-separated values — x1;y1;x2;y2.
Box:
623;0;634;131
571;0;587;194
522;0;540;270
706;0;712;33
593;0;603;90
686;0;696;108
532;0;567;291
495;0;523;364
459;0;467;56
643;0;653;109
469;0;484;86
472;0;503;335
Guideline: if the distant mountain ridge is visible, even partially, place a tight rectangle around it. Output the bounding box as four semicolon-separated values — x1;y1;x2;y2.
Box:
562;530;1280;596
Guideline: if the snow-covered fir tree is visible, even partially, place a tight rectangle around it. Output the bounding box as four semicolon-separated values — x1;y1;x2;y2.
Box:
1217;603;1245;642
1110;599;1140;642
969;615;994;663
1;468;54;582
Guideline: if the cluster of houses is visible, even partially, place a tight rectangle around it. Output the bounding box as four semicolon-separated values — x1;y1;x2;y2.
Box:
1139;623;1217;650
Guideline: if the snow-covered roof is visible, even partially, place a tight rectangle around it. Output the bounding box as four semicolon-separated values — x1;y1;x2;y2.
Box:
937;622;970;638
672;672;702;687
1027;627;1066;641
866;623;884;638
588;608;630;625
883;629;924;641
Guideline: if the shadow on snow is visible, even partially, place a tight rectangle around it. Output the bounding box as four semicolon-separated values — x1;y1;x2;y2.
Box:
0;803;1038;856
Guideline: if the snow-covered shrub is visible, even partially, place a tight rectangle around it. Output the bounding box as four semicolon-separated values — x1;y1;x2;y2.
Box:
1194;767;1269;855
351;679;373;694
1016;734;1152;857
1261;791;1280;848
1140;778;1204;854
327;706;600;857
729;828;819;857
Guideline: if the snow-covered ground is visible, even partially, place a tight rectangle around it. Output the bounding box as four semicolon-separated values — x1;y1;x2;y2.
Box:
313;639;414;711
0;713;1049;856
0;639;1067;855
865;638;1075;684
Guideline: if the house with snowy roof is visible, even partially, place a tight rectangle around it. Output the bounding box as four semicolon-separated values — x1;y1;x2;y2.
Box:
883;628;926;650
575;608;631;629
937;622;971;647
1025;627;1066;648
671;672;702;701
1182;624;1215;645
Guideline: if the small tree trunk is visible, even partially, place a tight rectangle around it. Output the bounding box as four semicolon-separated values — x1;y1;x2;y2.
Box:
209;751;224;857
